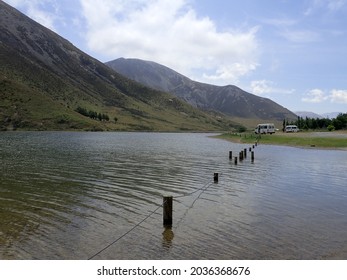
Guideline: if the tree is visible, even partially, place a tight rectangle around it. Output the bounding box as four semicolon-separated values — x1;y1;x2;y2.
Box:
75;106;110;122
311;118;318;130
97;113;102;121
75;106;88;117
282;119;286;132
88;110;97;119
332;117;343;130
334;113;347;129
297;116;304;129
102;114;109;121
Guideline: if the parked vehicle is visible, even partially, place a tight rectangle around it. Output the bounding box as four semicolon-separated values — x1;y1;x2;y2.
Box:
285;125;299;132
254;123;275;134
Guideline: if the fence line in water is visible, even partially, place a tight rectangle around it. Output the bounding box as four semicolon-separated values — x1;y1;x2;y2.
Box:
88;141;258;259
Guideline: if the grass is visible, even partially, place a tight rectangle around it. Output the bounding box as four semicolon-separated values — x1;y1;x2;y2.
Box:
0;67;235;132
215;131;347;149
1;38;239;132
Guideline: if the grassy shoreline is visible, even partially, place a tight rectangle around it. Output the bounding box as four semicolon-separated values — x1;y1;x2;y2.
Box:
214;131;347;150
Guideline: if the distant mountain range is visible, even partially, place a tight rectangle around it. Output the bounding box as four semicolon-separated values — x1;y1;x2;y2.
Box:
295;111;324;119
321;112;343;119
295;111;342;119
0;1;236;131
106;58;297;122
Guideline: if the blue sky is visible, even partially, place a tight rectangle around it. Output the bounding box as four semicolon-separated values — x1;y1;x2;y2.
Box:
4;0;347;115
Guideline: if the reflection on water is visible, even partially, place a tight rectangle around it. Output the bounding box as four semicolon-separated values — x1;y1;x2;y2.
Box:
162;226;174;248
0;132;347;259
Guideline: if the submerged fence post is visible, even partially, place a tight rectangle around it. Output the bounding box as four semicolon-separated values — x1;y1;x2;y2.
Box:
214;172;219;183
229;151;233;159
251;151;254;163
234;156;238;165
163;196;173;226
244;148;247;158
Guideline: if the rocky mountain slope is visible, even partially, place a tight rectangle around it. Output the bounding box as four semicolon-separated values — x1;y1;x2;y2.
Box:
107;58;297;121
0;1;234;131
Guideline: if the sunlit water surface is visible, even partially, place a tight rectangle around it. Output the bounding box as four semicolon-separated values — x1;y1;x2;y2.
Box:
1;132;346;259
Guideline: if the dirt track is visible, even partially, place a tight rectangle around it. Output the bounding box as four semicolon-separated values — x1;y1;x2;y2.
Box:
279;131;347;138
308;131;347;138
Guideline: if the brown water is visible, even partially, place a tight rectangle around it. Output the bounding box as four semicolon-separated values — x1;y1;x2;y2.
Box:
0;132;346;259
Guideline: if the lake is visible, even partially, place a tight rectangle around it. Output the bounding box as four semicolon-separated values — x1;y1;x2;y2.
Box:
0;132;346;259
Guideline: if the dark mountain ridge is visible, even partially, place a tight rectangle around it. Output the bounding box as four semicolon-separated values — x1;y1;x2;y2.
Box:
107;58;297;121
0;1;234;131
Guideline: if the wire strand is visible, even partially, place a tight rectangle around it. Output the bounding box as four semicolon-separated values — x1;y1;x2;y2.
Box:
88;172;224;259
173;172;223;199
88;203;163;260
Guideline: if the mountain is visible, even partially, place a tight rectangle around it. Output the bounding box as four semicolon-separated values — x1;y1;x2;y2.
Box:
106;58;297;122
295;111;324;119
295;111;344;119
322;112;343;119
0;1;234;131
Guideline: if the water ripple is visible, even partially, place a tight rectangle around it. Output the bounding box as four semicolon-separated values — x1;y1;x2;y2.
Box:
1;132;347;259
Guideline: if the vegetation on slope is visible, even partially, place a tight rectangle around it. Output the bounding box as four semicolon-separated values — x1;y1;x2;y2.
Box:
0;1;237;132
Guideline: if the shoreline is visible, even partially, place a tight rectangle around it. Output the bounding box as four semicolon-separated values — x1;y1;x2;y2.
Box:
213;131;347;151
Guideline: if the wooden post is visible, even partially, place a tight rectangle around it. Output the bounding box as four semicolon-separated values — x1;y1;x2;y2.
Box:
253;145;255;149
163;196;173;226
214;172;219;183
229;151;232;159
249;147;252;152
251;151;254;163
244;148;247;158
234;156;237;165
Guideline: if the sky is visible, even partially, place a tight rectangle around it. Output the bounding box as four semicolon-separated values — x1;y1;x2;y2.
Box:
3;0;347;115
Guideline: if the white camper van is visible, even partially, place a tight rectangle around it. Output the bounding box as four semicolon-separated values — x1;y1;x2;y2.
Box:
285;125;299;132
254;123;275;134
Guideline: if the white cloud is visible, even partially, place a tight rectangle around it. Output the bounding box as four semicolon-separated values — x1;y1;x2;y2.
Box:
250;80;295;97
302;89;328;103
262;17;297;27
250;80;273;96
4;0;59;31
79;0;259;85
302;88;347;104
304;0;346;15
327;0;346;11
203;63;258;84
329;89;347;103
281;29;321;43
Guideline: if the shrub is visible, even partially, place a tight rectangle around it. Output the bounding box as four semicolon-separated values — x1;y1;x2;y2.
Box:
236;125;246;133
327;124;335;131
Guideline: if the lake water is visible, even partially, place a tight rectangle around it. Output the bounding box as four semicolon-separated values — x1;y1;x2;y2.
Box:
0;132;346;260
